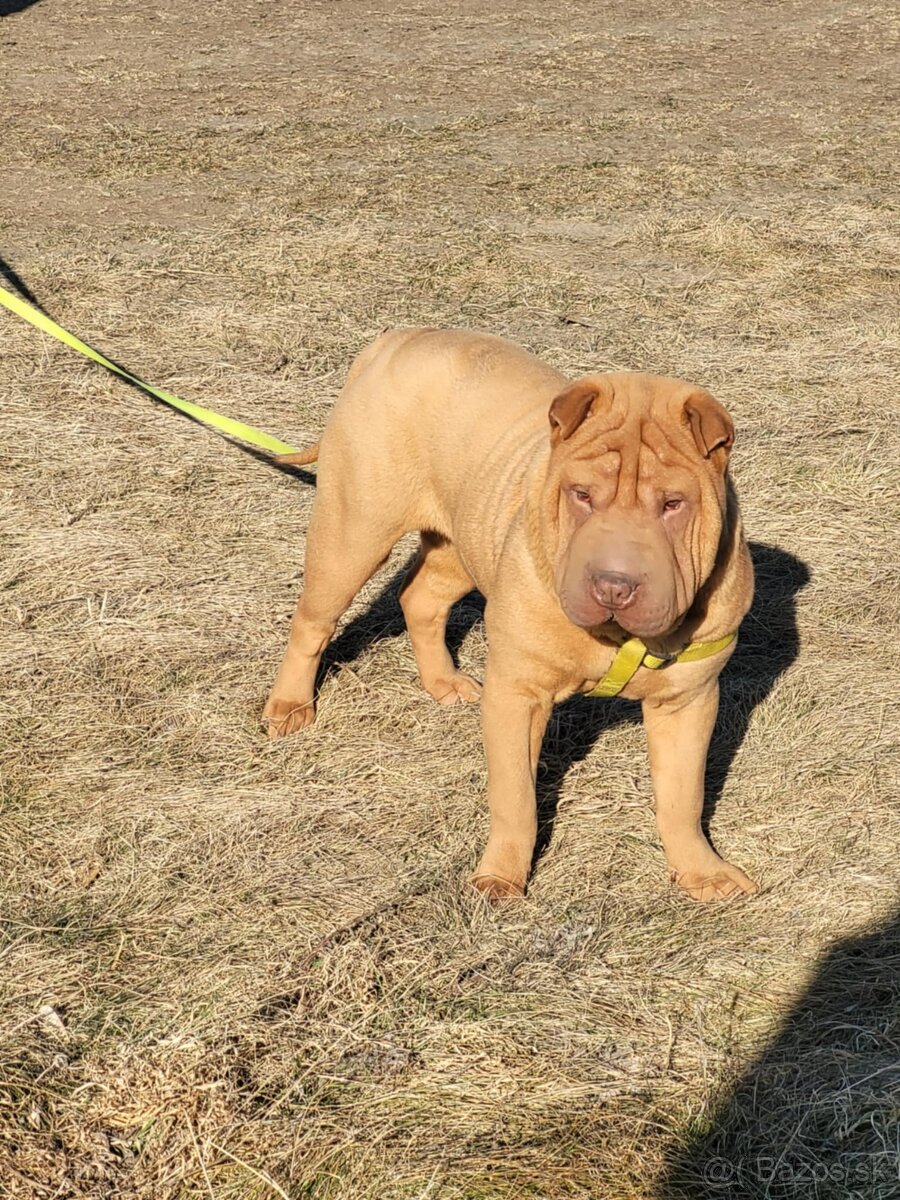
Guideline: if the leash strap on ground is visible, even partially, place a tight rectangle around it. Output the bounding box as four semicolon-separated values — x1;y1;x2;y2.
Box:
0;284;300;456
588;632;737;698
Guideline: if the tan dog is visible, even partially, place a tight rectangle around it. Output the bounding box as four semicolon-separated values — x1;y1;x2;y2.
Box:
264;329;756;902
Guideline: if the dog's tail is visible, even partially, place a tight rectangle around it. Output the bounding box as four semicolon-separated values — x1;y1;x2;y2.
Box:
273;443;320;467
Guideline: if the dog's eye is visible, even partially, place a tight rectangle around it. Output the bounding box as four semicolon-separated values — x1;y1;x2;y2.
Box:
571;487;592;505
663;497;684;513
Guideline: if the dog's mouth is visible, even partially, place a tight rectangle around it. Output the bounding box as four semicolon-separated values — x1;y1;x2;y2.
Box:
558;592;615;629
558;587;680;641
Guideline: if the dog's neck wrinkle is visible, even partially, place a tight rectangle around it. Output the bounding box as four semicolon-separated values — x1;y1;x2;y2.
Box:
673;476;751;644
652;515;730;652
527;456;563;593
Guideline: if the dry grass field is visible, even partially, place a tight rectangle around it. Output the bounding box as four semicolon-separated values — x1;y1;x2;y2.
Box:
2;1;899;1196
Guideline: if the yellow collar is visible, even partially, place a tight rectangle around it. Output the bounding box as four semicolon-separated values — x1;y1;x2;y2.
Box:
586;632;737;698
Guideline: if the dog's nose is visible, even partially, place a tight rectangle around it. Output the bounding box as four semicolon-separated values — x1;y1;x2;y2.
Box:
591;571;638;610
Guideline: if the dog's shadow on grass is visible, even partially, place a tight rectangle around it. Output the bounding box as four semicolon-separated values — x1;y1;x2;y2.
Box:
319;541;809;870
320;549;491;681
321;555;418;673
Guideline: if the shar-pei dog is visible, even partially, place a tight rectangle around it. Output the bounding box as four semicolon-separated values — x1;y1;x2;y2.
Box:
265;329;756;903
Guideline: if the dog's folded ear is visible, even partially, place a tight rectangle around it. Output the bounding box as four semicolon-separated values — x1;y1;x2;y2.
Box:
682;390;734;464
548;378;611;442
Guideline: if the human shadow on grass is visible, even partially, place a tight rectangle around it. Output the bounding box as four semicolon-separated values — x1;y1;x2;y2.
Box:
657;903;900;1199
0;1;41;18
315;542;809;874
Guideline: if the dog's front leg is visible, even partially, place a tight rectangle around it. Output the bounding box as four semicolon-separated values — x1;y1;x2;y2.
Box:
471;667;551;901
642;682;757;901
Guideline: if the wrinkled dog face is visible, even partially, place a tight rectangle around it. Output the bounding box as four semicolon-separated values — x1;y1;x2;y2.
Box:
548;373;733;639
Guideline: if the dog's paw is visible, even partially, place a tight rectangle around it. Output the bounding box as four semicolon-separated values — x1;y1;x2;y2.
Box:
262;695;316;739
423;672;482;706
670;858;757;902
469;873;526;903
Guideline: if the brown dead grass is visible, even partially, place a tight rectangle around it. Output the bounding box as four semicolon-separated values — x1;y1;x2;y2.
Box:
1;0;899;1197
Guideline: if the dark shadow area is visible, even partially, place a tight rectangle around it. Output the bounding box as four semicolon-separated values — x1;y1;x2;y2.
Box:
321;557;417;675
658;904;900;1199
0;256;45;308
0;254;312;477
314;542;809;871
0;0;42;16
320;553;484;682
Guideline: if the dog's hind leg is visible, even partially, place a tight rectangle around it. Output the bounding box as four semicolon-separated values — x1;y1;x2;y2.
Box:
263;491;401;738
399;532;482;705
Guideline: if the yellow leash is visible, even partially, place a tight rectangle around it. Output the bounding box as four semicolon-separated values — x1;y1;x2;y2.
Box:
587;632;737;697
1;281;737;693
0;284;299;456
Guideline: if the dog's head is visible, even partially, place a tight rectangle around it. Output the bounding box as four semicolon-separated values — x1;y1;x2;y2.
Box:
546;373;734;639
